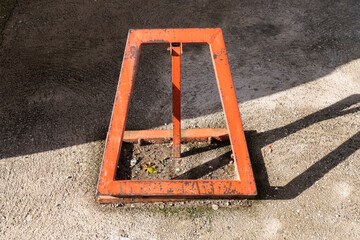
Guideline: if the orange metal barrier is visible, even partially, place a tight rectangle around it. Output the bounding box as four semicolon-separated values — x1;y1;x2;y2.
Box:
97;28;256;203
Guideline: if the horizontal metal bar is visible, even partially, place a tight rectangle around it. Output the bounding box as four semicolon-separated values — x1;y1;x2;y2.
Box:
97;194;254;204
101;179;257;198
97;195;190;204
123;128;229;143
129;28;222;44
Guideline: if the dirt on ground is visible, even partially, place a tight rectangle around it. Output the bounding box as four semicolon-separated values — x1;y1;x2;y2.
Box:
0;0;359;239
116;142;234;181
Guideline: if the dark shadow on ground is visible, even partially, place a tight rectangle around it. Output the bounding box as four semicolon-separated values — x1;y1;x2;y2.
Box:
172;151;232;180
248;94;360;199
0;1;359;158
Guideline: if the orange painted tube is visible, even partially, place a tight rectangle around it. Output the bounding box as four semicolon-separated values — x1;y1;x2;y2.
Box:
123;128;229;143
171;43;182;158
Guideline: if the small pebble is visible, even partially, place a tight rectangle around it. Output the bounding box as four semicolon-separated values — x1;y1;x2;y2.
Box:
130;158;137;166
212;204;219;210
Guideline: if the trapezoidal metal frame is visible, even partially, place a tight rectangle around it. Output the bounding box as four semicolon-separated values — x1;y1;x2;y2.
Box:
97;28;257;203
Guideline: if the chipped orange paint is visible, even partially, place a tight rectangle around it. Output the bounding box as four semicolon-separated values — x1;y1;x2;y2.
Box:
171;42;182;158
123;128;229;144
97;28;256;203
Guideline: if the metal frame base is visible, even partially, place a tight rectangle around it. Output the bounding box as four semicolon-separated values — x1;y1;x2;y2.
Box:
97;28;257;203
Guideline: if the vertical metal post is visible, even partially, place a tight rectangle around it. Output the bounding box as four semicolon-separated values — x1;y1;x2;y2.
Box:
171;42;182;158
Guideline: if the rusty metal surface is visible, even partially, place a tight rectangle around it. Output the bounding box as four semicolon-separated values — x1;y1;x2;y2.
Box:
98;180;253;203
171;42;182;158
97;28;257;203
123;128;229;144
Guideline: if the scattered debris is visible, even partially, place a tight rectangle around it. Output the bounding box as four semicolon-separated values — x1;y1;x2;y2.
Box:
130;158;137;166
145;167;157;174
116;142;235;180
